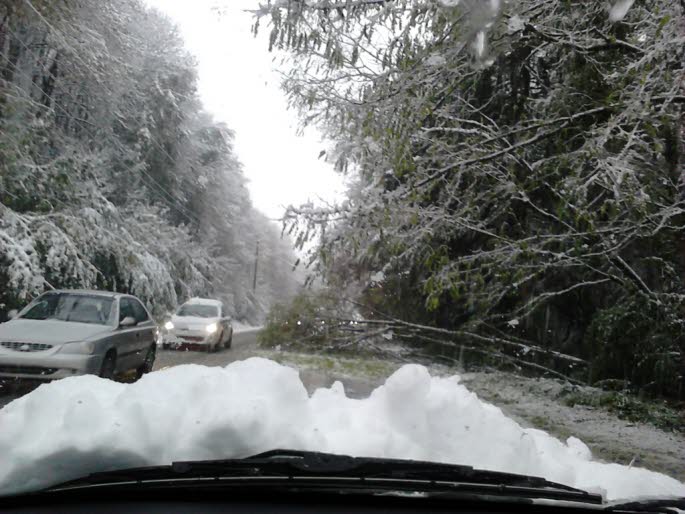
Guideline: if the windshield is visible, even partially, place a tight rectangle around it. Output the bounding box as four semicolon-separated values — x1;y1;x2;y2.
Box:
176;304;219;318
20;293;114;326
0;0;683;505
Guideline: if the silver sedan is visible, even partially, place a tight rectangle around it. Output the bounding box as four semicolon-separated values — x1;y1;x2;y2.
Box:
0;290;158;381
162;298;233;352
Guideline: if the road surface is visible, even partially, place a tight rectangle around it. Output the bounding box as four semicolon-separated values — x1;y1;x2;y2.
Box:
0;328;377;408
152;328;265;370
154;328;380;398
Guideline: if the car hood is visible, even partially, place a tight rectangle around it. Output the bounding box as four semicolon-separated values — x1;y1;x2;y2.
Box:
0;319;112;345
171;315;219;330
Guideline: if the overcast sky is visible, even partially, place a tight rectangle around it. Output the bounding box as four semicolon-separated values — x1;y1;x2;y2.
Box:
144;0;345;220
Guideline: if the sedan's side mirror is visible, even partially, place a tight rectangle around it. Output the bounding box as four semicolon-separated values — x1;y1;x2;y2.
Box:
119;316;137;327
7;309;18;320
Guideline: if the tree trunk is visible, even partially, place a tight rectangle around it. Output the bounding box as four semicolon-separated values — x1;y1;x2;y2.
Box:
1;23;21;86
40;50;58;109
678;0;685;398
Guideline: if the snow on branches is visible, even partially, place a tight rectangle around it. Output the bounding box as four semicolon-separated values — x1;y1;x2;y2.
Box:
261;0;685;395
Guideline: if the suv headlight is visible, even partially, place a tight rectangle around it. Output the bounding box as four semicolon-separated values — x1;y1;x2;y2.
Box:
60;341;95;355
205;322;218;334
164;321;174;330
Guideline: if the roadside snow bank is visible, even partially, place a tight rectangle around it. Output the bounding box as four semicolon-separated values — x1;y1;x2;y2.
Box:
0;359;683;499
232;321;259;333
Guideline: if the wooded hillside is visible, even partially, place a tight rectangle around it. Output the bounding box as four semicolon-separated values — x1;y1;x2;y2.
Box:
0;0;299;321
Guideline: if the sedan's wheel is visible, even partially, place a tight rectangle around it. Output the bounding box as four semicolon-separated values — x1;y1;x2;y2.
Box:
99;352;116;380
226;331;233;349
135;344;156;380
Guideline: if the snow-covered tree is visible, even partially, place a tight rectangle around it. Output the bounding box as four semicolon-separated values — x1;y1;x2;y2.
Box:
257;0;685;397
0;0;300;322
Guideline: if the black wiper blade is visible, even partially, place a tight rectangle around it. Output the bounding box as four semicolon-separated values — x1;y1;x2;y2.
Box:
606;497;685;513
44;449;602;505
240;449;590;493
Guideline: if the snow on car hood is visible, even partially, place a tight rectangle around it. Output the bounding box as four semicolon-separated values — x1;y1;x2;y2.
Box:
0;359;683;500
0;319;112;345
170;315;219;329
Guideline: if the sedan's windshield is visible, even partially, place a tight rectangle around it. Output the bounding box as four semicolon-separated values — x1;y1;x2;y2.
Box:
176;304;218;318
20;293;114;326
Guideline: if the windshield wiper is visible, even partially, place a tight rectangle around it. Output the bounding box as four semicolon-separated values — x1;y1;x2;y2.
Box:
606;497;685;513
42;449;603;505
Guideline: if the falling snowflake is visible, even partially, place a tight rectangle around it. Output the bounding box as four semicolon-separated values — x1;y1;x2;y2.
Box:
608;0;634;22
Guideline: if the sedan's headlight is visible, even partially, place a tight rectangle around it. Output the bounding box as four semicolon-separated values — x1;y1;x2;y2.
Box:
60;341;95;355
164;321;174;330
205;322;218;334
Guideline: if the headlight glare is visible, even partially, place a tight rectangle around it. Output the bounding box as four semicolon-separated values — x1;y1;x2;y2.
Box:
206;322;218;334
164;321;174;330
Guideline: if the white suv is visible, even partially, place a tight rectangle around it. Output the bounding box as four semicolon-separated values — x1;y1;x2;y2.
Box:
162;298;233;352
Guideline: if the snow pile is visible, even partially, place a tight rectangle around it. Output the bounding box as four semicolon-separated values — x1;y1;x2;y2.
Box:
232;321;258;333
0;359;683;499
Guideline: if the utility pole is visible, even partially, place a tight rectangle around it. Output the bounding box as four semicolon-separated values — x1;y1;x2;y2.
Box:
252;240;260;293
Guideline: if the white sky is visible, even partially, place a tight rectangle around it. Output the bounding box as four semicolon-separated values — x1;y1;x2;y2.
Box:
144;0;346;220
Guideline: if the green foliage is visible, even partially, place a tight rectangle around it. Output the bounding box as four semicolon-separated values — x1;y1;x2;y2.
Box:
586;297;684;399
258;291;340;349
262;0;685;398
561;389;684;433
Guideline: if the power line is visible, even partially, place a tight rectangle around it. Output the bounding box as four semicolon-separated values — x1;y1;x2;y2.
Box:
21;0;113;87
1;62;191;227
2;5;287;298
1;30;206;227
25;9;261;238
3;15;256;239
5;14;204;223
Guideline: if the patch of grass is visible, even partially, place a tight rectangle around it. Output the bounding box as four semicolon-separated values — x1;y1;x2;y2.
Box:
593;444;639;466
335;357;400;379
480;390;516;405
561;389;684;433
529;415;552;430
523;415;574;442
254;349;401;381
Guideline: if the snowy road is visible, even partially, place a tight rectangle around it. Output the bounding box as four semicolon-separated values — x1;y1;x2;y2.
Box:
153;328;266;370
0;328;379;409
1;332;683;493
0;331;267;409
2;331;681;485
154;328;380;398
